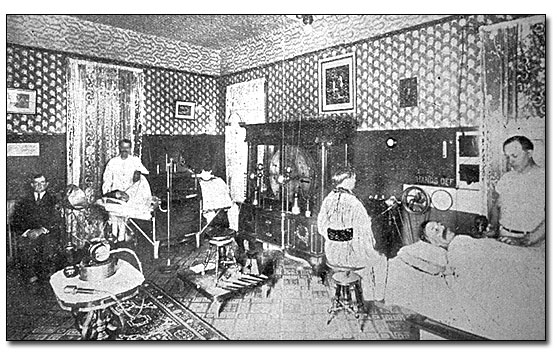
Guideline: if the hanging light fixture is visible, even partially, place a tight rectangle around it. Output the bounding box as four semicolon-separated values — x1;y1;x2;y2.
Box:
300;15;314;34
286;15;315;33
299;15;313;25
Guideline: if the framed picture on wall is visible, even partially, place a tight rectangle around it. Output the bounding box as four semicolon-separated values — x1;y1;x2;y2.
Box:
318;53;355;114
7;88;37;114
175;101;196;119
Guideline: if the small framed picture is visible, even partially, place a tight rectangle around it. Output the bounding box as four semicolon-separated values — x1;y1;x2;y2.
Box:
318;53;355;114
7;88;37;114
174;101;196;120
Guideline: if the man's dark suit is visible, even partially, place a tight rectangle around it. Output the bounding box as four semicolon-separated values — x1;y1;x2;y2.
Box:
11;191;63;281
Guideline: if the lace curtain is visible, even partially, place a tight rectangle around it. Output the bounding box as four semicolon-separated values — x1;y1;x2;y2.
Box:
480;16;545;215
224;78;266;202
67;59;145;197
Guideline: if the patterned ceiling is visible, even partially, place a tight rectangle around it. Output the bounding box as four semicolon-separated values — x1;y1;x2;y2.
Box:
70;15;303;50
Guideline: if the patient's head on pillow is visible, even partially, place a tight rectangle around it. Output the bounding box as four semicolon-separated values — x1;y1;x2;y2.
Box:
471;215;489;238
421;220;456;249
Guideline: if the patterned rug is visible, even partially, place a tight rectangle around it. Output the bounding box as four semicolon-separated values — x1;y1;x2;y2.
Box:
118;281;227;340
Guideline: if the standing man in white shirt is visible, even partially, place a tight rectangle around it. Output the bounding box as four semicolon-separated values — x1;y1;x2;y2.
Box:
102;139;149;196
102;139;150;242
487;135;545;247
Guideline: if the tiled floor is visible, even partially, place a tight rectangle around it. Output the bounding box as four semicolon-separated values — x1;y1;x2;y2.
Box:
6;205;420;341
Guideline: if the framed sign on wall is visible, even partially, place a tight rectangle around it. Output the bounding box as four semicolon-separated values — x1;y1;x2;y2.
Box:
318;53;355;114
7;88;37;114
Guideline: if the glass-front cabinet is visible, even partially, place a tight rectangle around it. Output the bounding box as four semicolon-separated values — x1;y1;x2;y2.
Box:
238;119;356;271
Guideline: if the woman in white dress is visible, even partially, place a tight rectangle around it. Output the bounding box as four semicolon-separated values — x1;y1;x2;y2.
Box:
317;167;387;301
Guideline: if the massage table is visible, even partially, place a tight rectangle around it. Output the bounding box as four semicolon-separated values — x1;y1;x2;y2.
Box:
96;197;161;259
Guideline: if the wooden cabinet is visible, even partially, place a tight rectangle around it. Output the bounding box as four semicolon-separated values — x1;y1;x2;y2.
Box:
239;203;325;269
238;119;356;270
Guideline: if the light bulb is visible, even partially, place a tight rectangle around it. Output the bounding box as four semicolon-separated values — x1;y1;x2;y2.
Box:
386;137;398;148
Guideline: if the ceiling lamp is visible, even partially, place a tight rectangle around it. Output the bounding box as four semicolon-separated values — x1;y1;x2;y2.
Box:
299;15;313;25
286;15;315;33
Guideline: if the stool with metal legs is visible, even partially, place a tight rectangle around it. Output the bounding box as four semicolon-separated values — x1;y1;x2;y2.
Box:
208;235;236;286
326;262;366;331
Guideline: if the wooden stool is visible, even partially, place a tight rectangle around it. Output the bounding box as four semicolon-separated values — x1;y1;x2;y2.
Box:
326;263;365;331
242;249;260;275
208;236;236;286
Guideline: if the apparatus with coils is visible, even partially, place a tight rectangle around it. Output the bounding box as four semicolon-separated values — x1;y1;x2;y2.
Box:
239;118;356;270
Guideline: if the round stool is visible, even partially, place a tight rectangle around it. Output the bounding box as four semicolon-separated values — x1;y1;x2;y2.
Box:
326;263;365;331
208;236;236;285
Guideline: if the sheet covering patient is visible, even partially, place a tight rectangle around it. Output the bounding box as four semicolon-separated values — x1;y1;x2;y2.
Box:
385;220;545;340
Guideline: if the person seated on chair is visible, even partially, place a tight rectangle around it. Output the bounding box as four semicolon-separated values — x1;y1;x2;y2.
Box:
11;173;64;284
102;139;150;242
317;166;387;302
197;164;239;232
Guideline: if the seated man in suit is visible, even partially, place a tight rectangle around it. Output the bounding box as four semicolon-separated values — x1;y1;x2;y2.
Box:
11;173;63;284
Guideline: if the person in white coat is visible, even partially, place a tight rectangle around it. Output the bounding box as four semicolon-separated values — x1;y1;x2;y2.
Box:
317;166;387;301
102;139;150;242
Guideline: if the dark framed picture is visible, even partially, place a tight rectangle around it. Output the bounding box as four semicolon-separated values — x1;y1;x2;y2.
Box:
318;53;355;114
175;101;195;119
7;88;37;114
399;77;418;108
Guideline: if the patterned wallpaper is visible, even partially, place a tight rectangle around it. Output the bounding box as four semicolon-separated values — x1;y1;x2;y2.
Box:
143;68;223;135
6;46;67;134
223;15;526;130
6;15;221;76
6;44;224;135
7;14;529;135
220;15;449;74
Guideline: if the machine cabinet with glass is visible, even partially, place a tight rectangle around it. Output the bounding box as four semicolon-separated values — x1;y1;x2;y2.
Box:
238;119;356;269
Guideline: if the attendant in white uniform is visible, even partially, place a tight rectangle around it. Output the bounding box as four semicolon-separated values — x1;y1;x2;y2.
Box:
102;139;149;196
102;139;150;242
487;135;545;247
198;166;239;232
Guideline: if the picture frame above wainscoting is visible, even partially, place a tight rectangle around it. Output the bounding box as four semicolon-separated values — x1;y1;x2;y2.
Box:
175;101;196;120
7;88;37;114
318;53;355;114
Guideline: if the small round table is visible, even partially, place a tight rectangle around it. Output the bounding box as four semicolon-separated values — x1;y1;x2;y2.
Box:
50;259;145;340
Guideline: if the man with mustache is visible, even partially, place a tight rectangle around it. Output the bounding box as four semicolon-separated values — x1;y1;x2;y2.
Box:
486;136;545;247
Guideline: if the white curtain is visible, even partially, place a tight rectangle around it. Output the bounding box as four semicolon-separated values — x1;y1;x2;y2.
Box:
479;16;545;215
224;78;266;202
66;59;145;197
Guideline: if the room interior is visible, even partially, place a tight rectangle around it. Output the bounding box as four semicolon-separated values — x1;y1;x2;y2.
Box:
5;14;546;341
